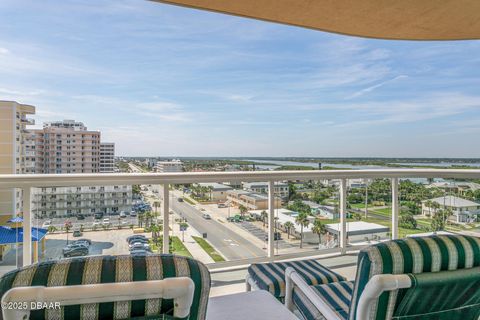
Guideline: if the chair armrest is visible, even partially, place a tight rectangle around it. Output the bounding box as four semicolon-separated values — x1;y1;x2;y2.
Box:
356;274;411;320
284;267;340;320
1;277;195;320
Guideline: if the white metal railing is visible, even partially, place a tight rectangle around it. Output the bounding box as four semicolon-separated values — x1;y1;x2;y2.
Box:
1;169;480;267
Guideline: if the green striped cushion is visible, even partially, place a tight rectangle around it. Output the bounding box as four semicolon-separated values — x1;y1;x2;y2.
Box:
0;254;211;320
348;235;480;320
248;259;346;298
293;281;354;320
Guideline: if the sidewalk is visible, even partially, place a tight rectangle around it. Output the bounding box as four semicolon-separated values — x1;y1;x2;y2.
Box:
181;226;215;264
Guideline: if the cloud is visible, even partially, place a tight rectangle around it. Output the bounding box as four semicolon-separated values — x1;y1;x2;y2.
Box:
346;75;408;99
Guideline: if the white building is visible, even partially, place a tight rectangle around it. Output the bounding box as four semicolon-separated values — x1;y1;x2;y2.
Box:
325;221;390;243
242;181;289;199
155;159;183;173
196;183;232;201
295;200;338;219
421;195;480;224
100;142;115;173
32;185;132;218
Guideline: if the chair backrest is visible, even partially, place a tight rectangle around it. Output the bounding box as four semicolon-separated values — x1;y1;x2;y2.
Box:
348;234;480;320
0;254;211;320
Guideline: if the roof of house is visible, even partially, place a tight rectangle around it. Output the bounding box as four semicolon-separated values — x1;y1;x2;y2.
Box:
197;183;233;191
326;221;389;236
423;195;480;208
0;227;47;244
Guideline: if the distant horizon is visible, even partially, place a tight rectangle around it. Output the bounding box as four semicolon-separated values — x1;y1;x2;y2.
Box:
2;0;480;157
117;156;480;161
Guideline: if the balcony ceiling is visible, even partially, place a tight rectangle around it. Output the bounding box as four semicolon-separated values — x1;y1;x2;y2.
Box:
152;0;480;40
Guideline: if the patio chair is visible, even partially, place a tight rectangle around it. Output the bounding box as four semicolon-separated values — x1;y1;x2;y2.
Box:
0;254;211;320
285;234;480;320
246;258;346;300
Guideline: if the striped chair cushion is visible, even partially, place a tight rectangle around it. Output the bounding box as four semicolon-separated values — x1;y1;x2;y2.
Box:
293;281;354;320
348;234;480;320
248;259;346;298
0;254;211;320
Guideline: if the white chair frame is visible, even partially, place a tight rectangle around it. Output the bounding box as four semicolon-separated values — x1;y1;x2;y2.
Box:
1;277;195;320
284;267;412;320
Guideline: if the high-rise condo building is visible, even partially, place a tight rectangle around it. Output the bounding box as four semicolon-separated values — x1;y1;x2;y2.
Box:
0;101;36;224
100;142;115;173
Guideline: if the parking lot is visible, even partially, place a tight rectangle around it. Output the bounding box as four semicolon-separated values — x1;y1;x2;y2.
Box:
34;215;139;230
43;229;147;261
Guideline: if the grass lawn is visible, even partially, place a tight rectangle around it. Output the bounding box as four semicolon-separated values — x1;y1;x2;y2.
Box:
183;197;196;205
150;236;193;257
171;236;193;257
192;236;225;262
351;203;366;209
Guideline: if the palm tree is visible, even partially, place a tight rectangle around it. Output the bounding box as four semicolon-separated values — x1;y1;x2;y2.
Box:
138;214;145;228
295;212;310;248
239;205;248;219
284;221;294;239
64;220;72;244
260;210;268;227
312;218;328;247
153;201;161;219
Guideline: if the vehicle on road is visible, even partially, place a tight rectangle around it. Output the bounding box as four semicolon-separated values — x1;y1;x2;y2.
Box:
103;218;110;225
73;230;82;237
42;220;52;228
94;212;103;220
202;213;212;220
77;214;85;220
177;198;184;202
217;203;226;208
63;245;88;258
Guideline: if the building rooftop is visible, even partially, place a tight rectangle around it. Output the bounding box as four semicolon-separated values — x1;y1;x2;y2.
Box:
424;195;480;208
197;183;232;191
326;221;390;236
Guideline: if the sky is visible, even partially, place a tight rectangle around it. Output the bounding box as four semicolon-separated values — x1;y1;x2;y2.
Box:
1;0;480;158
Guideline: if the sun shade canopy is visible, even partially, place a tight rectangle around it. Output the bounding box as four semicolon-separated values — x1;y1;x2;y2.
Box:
152;0;480;40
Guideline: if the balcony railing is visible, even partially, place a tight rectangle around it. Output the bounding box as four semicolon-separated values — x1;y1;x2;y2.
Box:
1;168;480;268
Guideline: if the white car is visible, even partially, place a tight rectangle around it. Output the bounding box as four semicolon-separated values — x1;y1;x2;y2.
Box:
102;218;110;225
119;211;127;218
42;220;52;228
202;213;212;220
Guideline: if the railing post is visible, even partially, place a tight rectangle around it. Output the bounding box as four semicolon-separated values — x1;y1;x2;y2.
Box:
339;179;347;254
268;180;275;260
162;184;169;254
22;187;32;266
391;178;399;240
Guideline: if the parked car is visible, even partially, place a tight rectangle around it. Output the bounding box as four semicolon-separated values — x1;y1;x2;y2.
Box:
264;232;282;241
202;213;212;220
103;218;110;225
129;243;152;252
63;245;88;258
71;239;90;247
94;212;103;220
130;249;149;255
120;211;127;218
177;198;184;202
128;238;149;246
42;220;52;228
73;230;82;237
130;211;137;217
77;214;85;220
217;203;227;208
127;235;147;243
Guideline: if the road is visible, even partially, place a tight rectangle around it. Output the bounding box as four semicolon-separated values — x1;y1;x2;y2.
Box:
170;196;266;260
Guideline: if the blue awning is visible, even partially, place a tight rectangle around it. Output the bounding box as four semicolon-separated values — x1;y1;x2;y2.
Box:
0;227;48;244
7;217;24;223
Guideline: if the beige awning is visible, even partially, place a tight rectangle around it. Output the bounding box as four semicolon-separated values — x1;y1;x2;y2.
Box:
152;0;480;40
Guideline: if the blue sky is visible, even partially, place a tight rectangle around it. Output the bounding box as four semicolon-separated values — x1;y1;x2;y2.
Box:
1;0;480;157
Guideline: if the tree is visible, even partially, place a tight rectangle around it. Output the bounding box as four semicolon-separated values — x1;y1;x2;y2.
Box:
64;220;72;244
284;221;294;239
138;214;145;228
239;205;248;218
260;210;268;227
153;201;161;219
47;225;57;233
431;209;446;232
312;218;328;246
295;212;310;248
351;213;362;221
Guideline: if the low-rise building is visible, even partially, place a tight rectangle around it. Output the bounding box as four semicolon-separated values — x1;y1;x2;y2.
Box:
427;181;480;196
196;183;233;201
227;190;281;210
242;181;289;199
421;195;480;224
32;185;132;218
293;200;339;219
155;159;183;173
